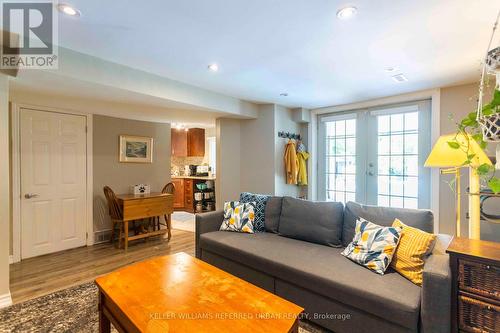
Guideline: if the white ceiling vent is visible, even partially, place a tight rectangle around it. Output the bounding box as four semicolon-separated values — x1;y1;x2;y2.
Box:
392;74;408;83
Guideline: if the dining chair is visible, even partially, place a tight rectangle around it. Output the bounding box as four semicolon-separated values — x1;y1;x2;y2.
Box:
103;186;125;248
151;182;175;239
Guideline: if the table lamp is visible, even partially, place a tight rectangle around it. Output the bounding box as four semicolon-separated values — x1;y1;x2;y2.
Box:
425;133;492;239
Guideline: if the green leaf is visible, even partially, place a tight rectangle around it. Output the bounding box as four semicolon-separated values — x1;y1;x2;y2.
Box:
480;141;488;149
468;112;477;120
467;153;476;160
477;163;491;176
488;177;500;194
447;141;460;149
461;117;477;127
490;89;500;107
482;104;493;116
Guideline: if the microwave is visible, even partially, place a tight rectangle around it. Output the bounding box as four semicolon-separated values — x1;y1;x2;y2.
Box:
196;165;209;176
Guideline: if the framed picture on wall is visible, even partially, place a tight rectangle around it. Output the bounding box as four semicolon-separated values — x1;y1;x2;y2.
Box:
119;135;154;163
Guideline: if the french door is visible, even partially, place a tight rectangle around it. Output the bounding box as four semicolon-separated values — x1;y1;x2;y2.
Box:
318;100;431;209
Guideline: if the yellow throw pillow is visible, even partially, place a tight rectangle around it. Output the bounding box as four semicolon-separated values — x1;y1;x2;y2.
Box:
391;219;436;286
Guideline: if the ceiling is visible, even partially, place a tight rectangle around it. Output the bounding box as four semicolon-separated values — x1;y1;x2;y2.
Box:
50;1;500;108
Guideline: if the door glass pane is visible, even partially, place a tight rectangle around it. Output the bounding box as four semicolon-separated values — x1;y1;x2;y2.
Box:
377;112;419;208
325;118;356;204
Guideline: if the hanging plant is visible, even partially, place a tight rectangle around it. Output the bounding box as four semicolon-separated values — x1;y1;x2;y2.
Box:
447;86;500;194
447;11;500;194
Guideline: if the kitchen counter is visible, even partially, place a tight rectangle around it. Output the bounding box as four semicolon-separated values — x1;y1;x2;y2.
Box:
172;175;216;180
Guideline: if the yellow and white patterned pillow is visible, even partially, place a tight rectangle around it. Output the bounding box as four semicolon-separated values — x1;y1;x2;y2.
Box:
341;218;403;274
219;201;255;233
391;219;436;286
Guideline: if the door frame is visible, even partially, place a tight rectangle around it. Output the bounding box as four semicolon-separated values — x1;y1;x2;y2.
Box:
11;103;94;263
310;88;441;233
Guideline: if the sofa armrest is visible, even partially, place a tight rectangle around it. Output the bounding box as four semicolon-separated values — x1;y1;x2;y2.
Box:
420;253;451;333
195;210;224;258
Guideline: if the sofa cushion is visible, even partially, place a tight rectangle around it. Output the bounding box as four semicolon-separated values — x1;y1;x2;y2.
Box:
343;201;434;247
278;197;343;247
239;192;271;232
220;201;255;233
200;231;421;329
342;218;403;275
264;196;282;233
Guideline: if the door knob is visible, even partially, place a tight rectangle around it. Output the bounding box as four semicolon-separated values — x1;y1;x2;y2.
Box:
368;171;374;176
24;193;39;199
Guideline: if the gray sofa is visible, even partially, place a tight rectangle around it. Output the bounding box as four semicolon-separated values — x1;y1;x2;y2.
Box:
195;197;451;333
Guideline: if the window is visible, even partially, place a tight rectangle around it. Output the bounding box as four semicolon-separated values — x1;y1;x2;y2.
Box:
325;118;356;204
318;100;431;209
376;112;419;208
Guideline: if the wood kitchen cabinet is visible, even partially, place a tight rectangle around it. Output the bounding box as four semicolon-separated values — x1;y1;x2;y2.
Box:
171;128;205;157
171;178;184;208
172;178;194;212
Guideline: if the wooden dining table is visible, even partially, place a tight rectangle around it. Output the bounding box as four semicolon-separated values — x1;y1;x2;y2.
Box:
115;192;174;250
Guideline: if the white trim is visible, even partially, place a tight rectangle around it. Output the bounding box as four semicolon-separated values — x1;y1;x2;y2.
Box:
0;292;12;309
8;255;13;264
310;88;441;231
369;104;419;116
320;113;357;122
11;103;94;262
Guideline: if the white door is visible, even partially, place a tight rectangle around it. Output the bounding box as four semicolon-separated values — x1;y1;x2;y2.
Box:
20;108;87;259
318;100;431;209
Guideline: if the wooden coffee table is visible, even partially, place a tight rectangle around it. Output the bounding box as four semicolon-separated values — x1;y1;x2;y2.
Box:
95;252;304;333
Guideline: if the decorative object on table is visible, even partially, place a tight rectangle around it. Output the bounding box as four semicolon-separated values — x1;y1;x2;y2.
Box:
444;11;500;240
239;192;271;232
390;219;436;286
341;217;403;275
425;133;492;237
446;237;500;333
119;135;153;163
219;201;255;233
284;139;299;185
130;184;151;195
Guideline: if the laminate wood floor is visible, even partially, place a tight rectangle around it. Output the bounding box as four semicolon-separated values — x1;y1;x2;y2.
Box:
9;229;195;304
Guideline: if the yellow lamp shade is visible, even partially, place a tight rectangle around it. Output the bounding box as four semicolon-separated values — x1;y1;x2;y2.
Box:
425;133;492;168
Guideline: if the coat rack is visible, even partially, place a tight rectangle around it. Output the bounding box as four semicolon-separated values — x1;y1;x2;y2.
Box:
278;131;301;140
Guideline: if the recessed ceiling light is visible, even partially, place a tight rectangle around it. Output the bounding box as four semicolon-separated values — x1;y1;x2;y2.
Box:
392;74;408;83
57;4;81;16
336;6;357;20
280;92;288;97
208;63;219;72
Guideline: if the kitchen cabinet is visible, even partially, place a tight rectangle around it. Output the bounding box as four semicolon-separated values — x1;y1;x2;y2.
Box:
187;128;205;157
171;178;184;208
171;129;188;157
171;128;205;157
171;177;216;213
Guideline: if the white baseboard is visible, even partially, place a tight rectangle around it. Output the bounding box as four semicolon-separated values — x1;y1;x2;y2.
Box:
9;255;13;264
0;292;12;309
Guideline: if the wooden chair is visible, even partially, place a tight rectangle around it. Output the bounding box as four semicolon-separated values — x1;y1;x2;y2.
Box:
103;186;125;248
151;182;175;239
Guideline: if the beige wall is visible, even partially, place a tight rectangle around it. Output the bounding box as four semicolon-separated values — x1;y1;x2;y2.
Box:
0;74;11;303
216;118;241;209
439;83;499;241
274;105;304;197
239;105;276;195
93;115;171;233
216;104;307;205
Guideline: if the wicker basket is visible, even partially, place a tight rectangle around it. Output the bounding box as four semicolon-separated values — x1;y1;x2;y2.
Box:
458;295;499;332
459;259;500;300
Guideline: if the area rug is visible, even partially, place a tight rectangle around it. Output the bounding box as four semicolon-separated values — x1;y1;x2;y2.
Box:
0;282;326;332
171;211;196;232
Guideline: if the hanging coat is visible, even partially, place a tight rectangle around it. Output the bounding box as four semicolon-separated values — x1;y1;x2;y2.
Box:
284;140;299;185
297;151;309;186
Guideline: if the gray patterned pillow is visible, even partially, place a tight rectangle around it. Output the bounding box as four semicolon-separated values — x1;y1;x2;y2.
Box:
239;192;270;232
